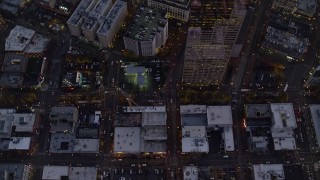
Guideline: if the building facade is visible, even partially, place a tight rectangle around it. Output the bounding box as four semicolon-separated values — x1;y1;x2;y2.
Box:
304;65;320;88
147;0;190;21
182;0;247;86
303;104;320;152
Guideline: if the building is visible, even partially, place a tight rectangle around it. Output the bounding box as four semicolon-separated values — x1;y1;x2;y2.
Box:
207;106;234;152
147;0;191;21
8;137;31;150
272;0;316;18
5;25;51;54
304;65;320;87
245;104;272;127
0;163;32;180
261;14;310;61
182;0;247;85
49;106;79;133
42;166;97;180
183;166;198;180
12;113;36;132
67;0;127;47
303;104;320;152
123;7;168;56
252;164;285;180
115;106;167;153
0;109;16;139
180;105;208;153
270;103;297;150
97;0;127;47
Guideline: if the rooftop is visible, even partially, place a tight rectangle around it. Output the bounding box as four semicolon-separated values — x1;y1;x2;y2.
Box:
67;0;94;26
82;0;112;30
2;54;28;73
8;137;31;150
152;0;190;9
143;126;167;140
69;167;97;180
253;164;285;180
262;15;310;58
12;113;35;132
207;106;233;126
125;6;167;41
182;126;206;138
308;105;320;147
141;112;166;126
42;166;69;180
115;113;142;127
181;114;207;126
182;137;209;153
270;103;297;129
223;126;235;151
183;166;198;180
0;164;31;180
114;127;141;153
0;73;23;88
143;141;166;152
180;105;206;114
123;106;166;112
49;133;75;153
74;139;99;153
273;137;296;150
296;0;316;16
5;25;50;53
0;109;16;138
245;104;271;119
97;0;127;35
49;106;78;122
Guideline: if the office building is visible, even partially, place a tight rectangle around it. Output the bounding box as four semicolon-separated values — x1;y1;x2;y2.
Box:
303;104;320;152
147;0;191;21
272;0;316;18
304;65;320;88
182;0;247;85
123;7;168;56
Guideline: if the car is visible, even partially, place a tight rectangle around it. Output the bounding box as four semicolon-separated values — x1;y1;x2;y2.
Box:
142;164;146;167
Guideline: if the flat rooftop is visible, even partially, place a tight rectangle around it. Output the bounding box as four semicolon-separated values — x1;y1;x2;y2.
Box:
0;109;16;138
0;73;23;88
123;106;166;112
182;137;209;153
42;166;69;180
5;25;50;53
183;166;198;180
115;113;142;127
69;167;97;180
207;106;233;126
182;126;206;138
152;0;190;9
263;15;310;58
8;137;31;150
181;114;207;126
97;0;127;35
74;139;99;153
180;105;206;114
143;141;166;152
308;105;320;147
142;112;166;126
125;6;167;41
2;54;28;73
270;103;296;129
223;126;235;151
245;104;271;118
13;113;35;132
253;164;285;180
0;164;29;180
273;137;296;150
49;106;78;122
49;133;75;153
114;127;141;153
296;0;316;16
143;126;167;140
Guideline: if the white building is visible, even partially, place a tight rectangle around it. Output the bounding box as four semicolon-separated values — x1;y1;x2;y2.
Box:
183;166;198;180
181;126;209;153
42;166;97;180
0;109;16;139
81;0;113;41
147;0;190;21
67;0;127;47
5;25;50;54
207;106;235;152
270;103;297;150
73;139;99;153
8;137;31;150
12;113;36;132
114;127;141;153
252;164;285;180
123;7;168;56
97;0;127;47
